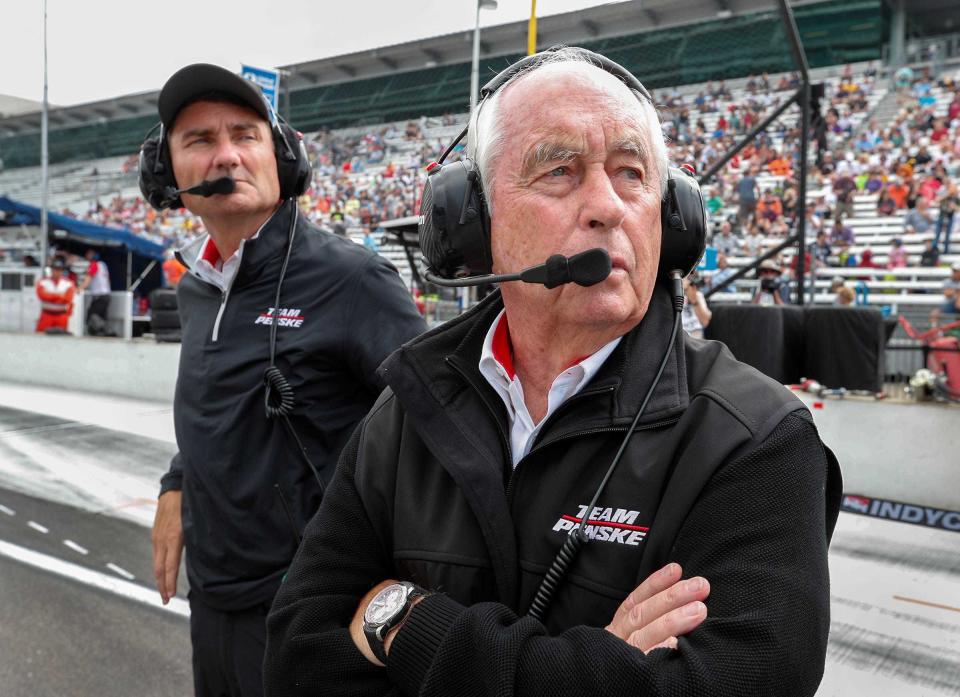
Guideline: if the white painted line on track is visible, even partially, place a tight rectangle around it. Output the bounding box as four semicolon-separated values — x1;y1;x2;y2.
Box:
106;562;136;581
27;520;49;534
63;539;89;555
0;504;14;516
0;539;189;618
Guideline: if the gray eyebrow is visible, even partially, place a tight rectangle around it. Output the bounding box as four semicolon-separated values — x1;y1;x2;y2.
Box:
520;140;584;179
611;135;650;164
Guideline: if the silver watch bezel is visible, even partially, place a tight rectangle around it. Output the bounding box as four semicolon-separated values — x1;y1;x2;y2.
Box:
363;582;414;628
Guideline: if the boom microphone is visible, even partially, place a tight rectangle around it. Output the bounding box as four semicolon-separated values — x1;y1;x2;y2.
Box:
425;248;612;289
169;177;236;198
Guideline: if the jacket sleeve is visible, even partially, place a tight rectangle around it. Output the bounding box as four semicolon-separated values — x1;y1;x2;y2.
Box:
265;421;398;697
158;452;184;496
341;255;427;395
265;411;834;697
384;411;833;697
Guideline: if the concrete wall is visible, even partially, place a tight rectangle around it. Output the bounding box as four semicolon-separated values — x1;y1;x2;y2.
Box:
0;332;179;403
796;391;960;512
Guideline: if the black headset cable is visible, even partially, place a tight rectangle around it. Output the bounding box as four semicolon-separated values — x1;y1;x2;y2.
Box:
263;201;325;494
526;271;685;622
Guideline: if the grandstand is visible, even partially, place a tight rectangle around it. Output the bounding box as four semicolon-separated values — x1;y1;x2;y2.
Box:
1;0;959;335
0;0;883;170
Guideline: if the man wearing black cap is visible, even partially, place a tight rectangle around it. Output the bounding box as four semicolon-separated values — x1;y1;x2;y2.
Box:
143;63;426;697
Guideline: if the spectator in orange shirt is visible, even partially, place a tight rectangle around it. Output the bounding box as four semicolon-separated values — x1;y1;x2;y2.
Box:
768;155;792;178
756;189;783;222
162;249;187;287
887;179;910;209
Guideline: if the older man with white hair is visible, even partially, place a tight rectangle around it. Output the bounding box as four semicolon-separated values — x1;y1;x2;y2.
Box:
264;48;840;697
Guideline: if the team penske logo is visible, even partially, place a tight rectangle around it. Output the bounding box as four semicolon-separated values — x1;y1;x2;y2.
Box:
254;307;305;328
552;505;649;546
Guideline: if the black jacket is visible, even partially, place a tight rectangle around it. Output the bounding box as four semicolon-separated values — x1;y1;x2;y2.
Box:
161;201;426;611
265;285;842;696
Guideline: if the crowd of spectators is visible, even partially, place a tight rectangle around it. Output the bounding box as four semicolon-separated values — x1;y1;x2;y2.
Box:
35;63;959;316
696;65;960;316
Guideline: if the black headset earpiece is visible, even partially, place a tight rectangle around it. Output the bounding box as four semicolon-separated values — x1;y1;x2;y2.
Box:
660;165;707;279
419;158;492;278
274;120;313;200
418;46;706;284
139;123;182;210
138;112;312;211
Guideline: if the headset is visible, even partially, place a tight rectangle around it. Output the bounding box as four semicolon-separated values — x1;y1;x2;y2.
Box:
137;92;325;514
418;47;708;622
418;46;707;286
138;93;312;212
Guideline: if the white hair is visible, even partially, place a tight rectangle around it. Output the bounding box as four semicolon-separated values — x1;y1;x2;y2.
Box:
467;47;668;215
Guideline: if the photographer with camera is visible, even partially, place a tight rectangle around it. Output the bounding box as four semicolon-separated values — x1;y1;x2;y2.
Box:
682;272;712;339
751;258;786;306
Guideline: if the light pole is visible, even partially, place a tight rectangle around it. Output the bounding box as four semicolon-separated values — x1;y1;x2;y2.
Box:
470;0;498;114
40;0;49;266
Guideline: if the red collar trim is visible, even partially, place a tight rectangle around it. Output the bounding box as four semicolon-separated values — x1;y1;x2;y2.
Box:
201;237;221;266
492;314;591;380
564;354;590;371
492;314;515;380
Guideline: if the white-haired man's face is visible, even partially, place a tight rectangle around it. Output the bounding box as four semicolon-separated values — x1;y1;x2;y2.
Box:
487;64;663;334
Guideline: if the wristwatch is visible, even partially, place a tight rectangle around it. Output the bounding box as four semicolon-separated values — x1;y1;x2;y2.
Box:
362;581;426;663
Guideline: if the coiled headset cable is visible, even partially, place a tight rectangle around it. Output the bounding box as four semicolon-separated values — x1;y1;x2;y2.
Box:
526;271;685;622
263;201;325;495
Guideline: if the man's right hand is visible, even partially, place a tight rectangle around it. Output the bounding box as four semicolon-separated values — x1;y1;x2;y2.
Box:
605;563;710;654
151;490;183;605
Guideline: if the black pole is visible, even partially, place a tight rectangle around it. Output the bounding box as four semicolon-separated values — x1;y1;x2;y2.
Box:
697;91;799;186
795;81;810;306
776;0;809;84
777;0;811;306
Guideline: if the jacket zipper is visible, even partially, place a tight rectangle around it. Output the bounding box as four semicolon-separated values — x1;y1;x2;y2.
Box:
209;241;245;343
211;287;230;342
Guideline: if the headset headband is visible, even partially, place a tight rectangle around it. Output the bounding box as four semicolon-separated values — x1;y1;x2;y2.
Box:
479;47;653;104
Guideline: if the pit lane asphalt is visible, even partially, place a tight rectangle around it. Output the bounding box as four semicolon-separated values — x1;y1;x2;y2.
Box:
0;486;191;697
1;386;958;696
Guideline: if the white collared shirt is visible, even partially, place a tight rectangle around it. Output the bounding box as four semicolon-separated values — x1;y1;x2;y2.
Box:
192;235;243;292
478;309;621;468
189;217;271;291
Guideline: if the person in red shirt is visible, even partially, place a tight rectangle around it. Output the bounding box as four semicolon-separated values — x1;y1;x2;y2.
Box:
947;95;960;122
35;257;76;333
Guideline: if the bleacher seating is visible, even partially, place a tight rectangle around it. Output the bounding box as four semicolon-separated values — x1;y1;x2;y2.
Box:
2;52;958;322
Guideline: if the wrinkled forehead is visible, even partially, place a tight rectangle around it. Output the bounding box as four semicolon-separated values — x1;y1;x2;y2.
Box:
497;62;649;143
170;99;270;137
497;62;651;160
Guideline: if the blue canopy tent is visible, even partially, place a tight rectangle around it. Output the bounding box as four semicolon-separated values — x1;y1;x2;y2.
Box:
0;195;165;294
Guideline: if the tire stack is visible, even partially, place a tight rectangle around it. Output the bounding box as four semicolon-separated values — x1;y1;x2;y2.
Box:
149;289;182;343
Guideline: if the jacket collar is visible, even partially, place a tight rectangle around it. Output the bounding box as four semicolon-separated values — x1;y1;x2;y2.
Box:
175;200;297;287
383;282;689;436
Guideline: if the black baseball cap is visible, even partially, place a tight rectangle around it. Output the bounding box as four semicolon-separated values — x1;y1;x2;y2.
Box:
158;63;271;130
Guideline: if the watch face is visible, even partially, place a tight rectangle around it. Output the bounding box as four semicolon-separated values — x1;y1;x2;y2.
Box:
364;584;407;625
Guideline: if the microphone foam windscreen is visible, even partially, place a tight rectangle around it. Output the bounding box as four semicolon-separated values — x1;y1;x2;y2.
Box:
568;248;612;286
542;254;571;289
206;177;236;196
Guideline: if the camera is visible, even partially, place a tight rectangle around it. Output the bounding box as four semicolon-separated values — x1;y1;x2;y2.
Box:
760;276;781;292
